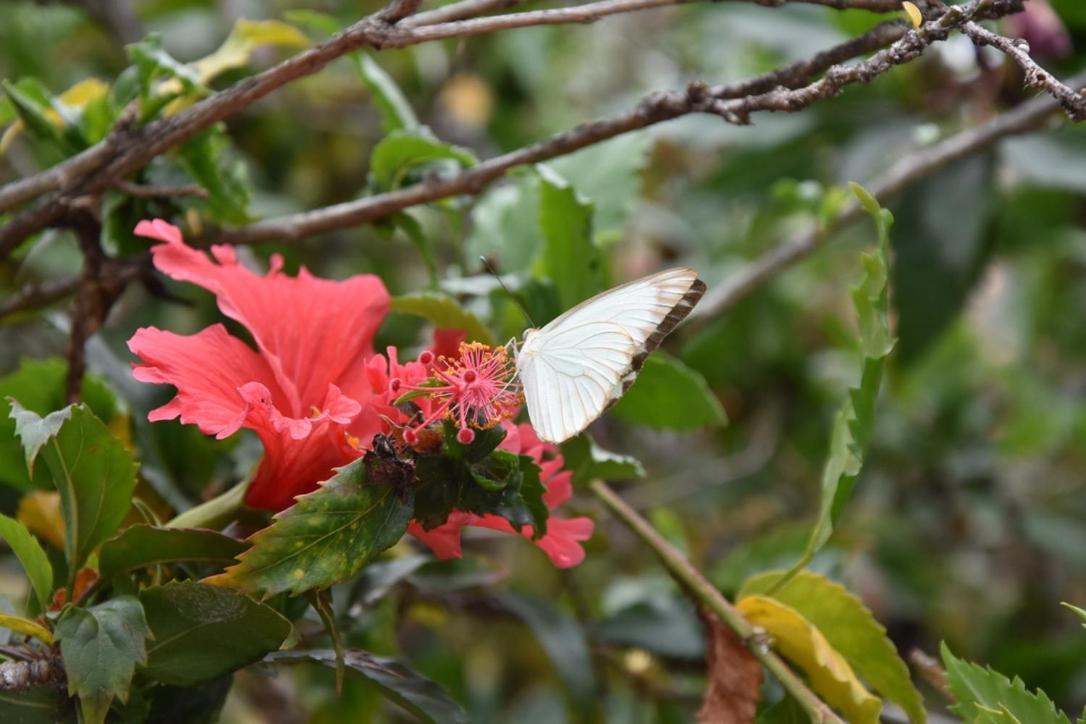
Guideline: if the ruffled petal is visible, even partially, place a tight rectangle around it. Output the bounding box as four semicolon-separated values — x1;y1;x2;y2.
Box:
128;325;278;439
135;220;389;416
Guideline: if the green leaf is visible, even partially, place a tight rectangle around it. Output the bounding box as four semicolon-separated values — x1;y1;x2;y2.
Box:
139;582;291;686
778;185;895;582
206;457;413;596
550;130;651;243
0;359;118;491
560;434;644;486
0;686;69;724
1;78;80;154
127;35;201;96
414;447;548;538
10;403;137;575
611;353;727;431
941;642;1071;724
268;649;467;723
98;525;247;579
740;570;925;724
538;164;603;311
56;596;150;724
488;591;596;704
1061;602;1086;628
370;130;476;190
889;155;992;362
0;513;53;610
389;292;493;344
355;54;418;133
465;175;541;272
179;125;251;223
390;211;438;288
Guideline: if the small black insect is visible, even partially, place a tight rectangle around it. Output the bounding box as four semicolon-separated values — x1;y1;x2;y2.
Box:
363;433;416;502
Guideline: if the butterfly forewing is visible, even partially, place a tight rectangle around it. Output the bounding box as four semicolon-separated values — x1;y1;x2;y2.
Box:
517;267;705;443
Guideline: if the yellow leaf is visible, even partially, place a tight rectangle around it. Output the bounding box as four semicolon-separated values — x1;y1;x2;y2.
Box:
17;491;65;550
57;77;110;108
0;612;53;644
193;19;310;85
902;1;923;29
737;594;882;724
0;77;108;153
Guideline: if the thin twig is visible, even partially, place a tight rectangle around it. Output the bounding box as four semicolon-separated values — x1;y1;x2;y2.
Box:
693;69;1086;320
0;0;882;221
590;480;845;723
213;0;1016;245
0;275;81;319
963;21;1086;120
113;180;209;199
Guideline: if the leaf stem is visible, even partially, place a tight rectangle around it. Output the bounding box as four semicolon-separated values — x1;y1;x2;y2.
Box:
165;481;248;530
589;480;845;724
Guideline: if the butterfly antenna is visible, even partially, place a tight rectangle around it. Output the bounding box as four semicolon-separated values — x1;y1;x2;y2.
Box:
479;256;537;328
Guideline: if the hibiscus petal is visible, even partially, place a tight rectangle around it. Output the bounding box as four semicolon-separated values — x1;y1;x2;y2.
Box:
128;325;278;438
135;220;389;416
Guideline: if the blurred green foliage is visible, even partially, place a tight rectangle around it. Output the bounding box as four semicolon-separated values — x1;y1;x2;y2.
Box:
2;0;1086;721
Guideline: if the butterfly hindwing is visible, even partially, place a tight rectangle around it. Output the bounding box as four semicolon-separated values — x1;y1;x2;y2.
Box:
517;268;705;443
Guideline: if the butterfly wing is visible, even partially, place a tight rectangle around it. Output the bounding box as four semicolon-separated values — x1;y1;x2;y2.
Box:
517;267;705;443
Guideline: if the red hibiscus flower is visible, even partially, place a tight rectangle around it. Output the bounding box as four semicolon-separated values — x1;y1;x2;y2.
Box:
408;421;595;568
127;219;390;511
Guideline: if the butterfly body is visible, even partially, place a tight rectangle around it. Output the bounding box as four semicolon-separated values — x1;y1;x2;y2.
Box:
516;268;706;443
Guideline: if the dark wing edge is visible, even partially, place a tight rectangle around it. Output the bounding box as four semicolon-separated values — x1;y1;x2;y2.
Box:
618;275;707;396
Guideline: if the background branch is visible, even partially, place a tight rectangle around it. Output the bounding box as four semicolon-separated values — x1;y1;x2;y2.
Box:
693;69;1086;320
212;0;1022;245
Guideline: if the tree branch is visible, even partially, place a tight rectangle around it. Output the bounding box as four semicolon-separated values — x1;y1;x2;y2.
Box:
963;21;1086;120
590;480;845;723
692;69;1086;321
214;0;1016;245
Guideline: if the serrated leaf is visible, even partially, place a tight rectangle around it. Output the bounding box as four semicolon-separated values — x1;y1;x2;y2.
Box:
192;19;309;85
390;292;493;344
611;353;727;431
56;596;150;724
0;77;107;153
268;649;467;723
0;359;118;491
0;513;53;610
355;54;418;133
0;613;53;644
778;187;894;582
205;458;412;596
139;582;291;686
736;595;881;724
370;130;476;190
940;642;1070;724
98;525;247;579
560;434;644;486
538;164;603;311
740;570;925;723
10;403;137;575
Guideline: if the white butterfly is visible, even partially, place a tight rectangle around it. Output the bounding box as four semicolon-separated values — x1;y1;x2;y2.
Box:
516;267;706;444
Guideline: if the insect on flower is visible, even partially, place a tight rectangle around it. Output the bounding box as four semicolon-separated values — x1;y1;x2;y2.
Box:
392;341;524;444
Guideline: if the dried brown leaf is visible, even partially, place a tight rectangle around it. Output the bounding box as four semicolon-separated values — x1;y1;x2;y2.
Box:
697;608;762;724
